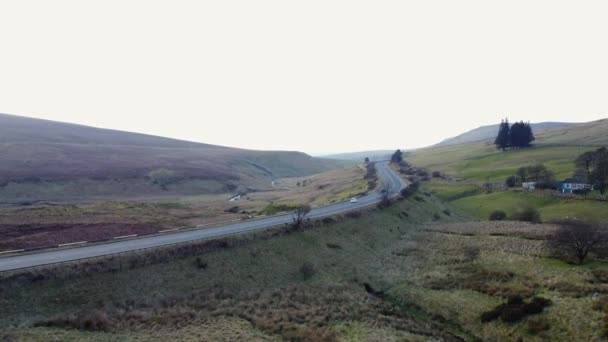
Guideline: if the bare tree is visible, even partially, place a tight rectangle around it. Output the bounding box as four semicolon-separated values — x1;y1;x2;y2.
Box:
378;183;392;208
292;204;312;228
548;219;608;264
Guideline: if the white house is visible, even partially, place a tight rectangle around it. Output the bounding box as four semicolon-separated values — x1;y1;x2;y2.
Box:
560;178;593;194
522;182;536;191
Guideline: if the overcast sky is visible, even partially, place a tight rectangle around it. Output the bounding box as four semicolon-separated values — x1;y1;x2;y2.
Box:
1;1;607;154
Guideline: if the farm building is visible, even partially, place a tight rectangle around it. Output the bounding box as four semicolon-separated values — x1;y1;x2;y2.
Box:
559;178;593;194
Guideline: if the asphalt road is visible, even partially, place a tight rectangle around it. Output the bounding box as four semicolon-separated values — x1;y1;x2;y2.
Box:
0;162;406;272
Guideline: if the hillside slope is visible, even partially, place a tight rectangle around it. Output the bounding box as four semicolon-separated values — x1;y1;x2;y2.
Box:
0;114;345;201
408;118;607;181
437;122;574;146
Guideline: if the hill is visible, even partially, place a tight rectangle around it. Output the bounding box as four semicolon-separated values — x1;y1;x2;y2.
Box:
408;118;608;182
436;122;574;146
321;150;394;161
0;114;346;201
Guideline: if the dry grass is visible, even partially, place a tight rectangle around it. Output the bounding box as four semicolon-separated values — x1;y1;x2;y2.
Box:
0;166;366;251
391;220;608;341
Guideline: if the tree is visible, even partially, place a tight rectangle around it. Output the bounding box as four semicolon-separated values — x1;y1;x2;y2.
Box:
390;149;403;164
510;121;535;148
494;119;511;151
575;151;596;182
505;175;518;188
592;147;608;195
364;157;370;164
516;167;529;183
549;219;608;264
574;147;608;195
511;207;542;223
292;204;311;228
528;164;554;182
489;210;507;221
378;183;392;208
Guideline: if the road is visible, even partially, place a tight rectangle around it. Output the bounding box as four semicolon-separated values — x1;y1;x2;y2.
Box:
0;162;406;272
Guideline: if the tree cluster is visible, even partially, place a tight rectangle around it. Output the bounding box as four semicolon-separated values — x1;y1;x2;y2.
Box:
575;147;608;194
505;164;555;188
390;149;403;164
494;119;535;150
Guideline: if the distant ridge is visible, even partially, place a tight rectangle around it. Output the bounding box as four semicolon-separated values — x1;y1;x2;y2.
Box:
436;122;575;146
322;150;394;161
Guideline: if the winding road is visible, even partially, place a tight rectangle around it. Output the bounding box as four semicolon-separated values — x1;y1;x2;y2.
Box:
0;162;406;272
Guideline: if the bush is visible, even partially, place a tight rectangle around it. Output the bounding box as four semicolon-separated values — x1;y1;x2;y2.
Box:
512;207;542;223
195;257;207;269
489;210;507;221
400;181;420;198
299;262;316;280
463;246;480;262
481;296;551;324
505;175;518;188
432;171;442;178
225;206;239;213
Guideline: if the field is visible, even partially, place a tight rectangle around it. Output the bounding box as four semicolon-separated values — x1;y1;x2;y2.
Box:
3;187;608;341
426;180;608;223
0;166;369;251
407;118;608;182
408;143;594;182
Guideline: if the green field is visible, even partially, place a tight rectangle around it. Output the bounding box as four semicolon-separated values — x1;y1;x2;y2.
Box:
408;143;594;182
426;181;608;223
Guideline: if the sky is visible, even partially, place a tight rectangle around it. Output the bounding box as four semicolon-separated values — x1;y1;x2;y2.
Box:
1;1;607;155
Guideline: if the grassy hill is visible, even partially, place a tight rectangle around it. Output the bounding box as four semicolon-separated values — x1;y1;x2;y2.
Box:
436;122;574;146
0;114;346;201
408;119;608;182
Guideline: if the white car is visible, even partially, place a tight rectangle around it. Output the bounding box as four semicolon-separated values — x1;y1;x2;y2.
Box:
350;197;358;203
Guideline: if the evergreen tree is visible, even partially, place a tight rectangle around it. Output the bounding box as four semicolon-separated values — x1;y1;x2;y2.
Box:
509;121;535;148
494;118;510;150
390;149;403;164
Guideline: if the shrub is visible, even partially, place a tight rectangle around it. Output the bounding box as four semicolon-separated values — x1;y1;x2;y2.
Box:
463;246;480;262
505;175;518;188
511;207;542;223
489;210;507;221
443;209;451;216
400;181;420;198
225;206;239;213
432;171;442;178
481;296;551;323
195;257;208;269
433;213;441;221
299;262;316;280
326;243;342;249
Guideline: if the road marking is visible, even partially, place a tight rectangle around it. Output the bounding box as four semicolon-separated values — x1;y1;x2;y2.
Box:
0;249;25;255
113;234;138;239
58;241;88;247
159;228;179;233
